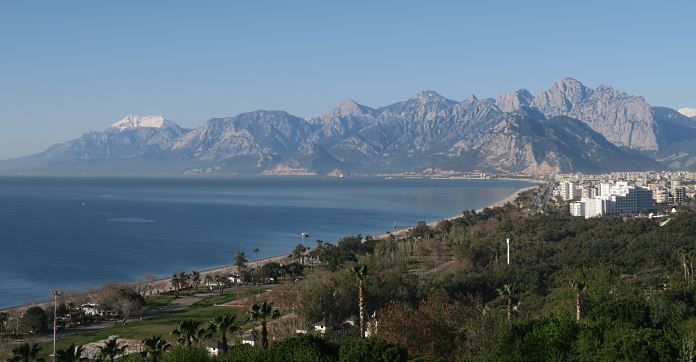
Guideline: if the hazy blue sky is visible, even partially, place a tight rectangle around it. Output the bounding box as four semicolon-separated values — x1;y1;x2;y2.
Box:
1;1;694;159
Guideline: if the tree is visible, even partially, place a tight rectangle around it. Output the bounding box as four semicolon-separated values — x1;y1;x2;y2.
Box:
338;337;408;362
140;335;171;362
254;248;260;270
191;271;201;289
235;251;248;271
249;301;281;348
55;343;86;362
171;319;205;347
497;283;517;326
8;343;43;362
259;262;282;282
170;273;182;297
570;280;587;322
292;244;307;265
679;249;694;284
206;314;240;353
0;311;8;336
115;288;144;324
178;272;190;290
350;263;369;338
97;337;127;362
20;306;48;334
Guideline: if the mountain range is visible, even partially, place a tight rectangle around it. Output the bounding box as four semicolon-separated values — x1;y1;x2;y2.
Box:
2;78;695;176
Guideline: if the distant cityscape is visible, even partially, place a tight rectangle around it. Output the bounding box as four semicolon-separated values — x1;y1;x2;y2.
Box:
552;171;695;218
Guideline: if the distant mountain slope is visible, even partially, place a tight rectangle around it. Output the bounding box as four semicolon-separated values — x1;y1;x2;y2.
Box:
0;115;191;175
5;77;696;175
531;78;658;150
449;113;659;174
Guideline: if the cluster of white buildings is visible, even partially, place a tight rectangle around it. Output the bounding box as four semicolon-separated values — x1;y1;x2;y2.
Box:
555;180;658;218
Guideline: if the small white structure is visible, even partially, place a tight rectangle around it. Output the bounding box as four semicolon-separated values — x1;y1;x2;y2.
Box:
241;334;255;346
80;303;104;316
228;275;243;285
313;321;328;334
206;346;219;357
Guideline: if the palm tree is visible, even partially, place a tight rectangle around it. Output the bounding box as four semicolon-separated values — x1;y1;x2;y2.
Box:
235;251;248;271
248;301;281;348
97;337;127;362
292;244;307;265
170;273;182;297
679;249;692;283
497;283;517;326
206;314;240;354
204;275;213;291
254;248;260;269
191;271;201;289
55;343;86;362
570;280;587;322
0;311;8;336
178;272;190;290
350;263;369;338
171;319;205;347
8;343;43;362
140;335;171;362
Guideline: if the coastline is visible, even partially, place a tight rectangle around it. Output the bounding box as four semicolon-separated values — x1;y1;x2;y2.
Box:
187;182;539;275
373;183;539;240
0;181;538;312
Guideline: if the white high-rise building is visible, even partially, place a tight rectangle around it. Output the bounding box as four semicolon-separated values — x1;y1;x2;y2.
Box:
560;181;580;201
598;183;613;197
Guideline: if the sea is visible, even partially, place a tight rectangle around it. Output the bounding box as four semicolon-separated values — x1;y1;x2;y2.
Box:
0;176;532;308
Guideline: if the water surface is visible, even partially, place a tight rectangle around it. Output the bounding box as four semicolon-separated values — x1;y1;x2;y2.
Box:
0;176;531;307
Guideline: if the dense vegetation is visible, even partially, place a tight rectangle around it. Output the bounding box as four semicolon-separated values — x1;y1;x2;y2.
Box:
292;190;696;361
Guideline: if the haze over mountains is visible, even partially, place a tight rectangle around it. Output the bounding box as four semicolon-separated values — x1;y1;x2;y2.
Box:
2;78;695;176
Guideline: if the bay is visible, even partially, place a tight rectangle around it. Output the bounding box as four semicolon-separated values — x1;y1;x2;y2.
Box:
0;176;532;307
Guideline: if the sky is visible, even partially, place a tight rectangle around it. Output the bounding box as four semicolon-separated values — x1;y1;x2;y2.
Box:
0;0;694;160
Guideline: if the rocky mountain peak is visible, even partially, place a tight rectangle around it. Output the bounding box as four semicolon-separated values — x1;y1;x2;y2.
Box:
110;115;172;131
409;90;448;103
532;78;657;150
321;99;370;119
496;89;534;112
533;77;592;114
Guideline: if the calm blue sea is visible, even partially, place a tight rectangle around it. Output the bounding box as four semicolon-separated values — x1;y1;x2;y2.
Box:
0;176;531;307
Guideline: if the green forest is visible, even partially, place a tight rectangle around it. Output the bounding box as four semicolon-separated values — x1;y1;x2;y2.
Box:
291;190;696;361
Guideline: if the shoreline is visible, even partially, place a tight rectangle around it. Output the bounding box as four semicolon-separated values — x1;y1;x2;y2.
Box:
0;181;538;312
373;184;539;240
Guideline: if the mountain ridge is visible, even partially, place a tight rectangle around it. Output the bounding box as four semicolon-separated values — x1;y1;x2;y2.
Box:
2;78;693;175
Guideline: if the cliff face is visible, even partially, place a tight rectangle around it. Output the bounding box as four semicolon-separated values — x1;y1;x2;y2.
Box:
531;78;658;151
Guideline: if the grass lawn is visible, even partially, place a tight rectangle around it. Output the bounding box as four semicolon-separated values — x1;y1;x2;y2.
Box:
143;295;176;311
36;292;250;359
